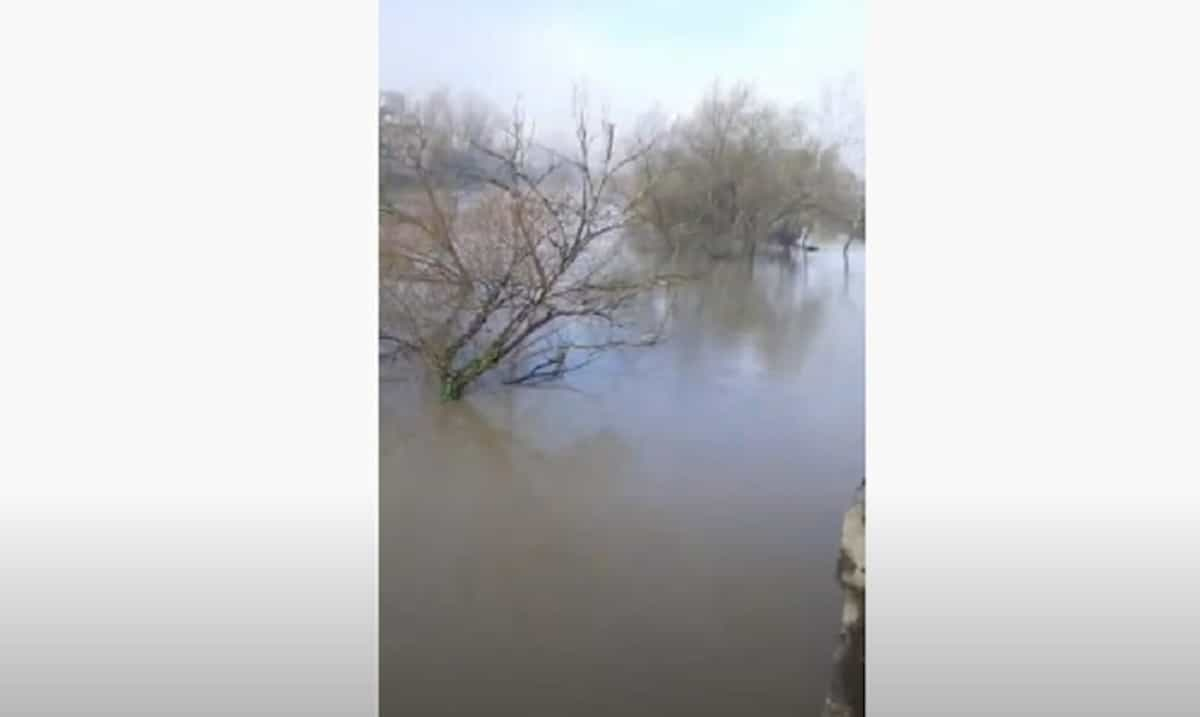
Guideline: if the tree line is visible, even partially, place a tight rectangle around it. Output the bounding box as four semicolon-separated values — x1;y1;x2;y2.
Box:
629;82;863;257
380;82;864;399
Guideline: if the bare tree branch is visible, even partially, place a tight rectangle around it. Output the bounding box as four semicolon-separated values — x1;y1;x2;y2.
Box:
380;88;684;400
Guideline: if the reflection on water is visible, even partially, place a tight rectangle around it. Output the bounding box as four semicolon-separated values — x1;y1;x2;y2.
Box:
381;246;864;716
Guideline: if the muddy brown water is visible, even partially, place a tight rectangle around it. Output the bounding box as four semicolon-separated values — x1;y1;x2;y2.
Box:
381;245;864;716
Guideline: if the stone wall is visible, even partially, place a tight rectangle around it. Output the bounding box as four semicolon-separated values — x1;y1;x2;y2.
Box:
821;480;865;717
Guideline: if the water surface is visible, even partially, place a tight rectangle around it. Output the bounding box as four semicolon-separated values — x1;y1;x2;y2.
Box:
381;245;864;716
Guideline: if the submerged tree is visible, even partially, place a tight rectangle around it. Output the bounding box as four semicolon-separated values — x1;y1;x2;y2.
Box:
630;81;864;257
380;90;681;400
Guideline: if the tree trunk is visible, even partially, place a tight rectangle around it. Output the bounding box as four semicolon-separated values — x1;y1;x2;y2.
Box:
440;373;468;401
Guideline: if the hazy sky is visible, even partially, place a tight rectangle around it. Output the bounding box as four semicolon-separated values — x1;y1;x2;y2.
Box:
381;0;863;149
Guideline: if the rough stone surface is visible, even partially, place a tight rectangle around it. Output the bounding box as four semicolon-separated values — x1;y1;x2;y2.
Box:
821;480;865;717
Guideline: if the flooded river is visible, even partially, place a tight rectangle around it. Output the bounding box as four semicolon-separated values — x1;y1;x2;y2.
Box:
381;244;865;715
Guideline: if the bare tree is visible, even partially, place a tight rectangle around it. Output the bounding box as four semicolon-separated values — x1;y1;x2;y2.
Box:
811;74;865;256
380;90;682;400
629;81;862;258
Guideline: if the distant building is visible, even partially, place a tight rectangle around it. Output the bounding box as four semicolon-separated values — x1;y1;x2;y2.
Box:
379;91;408;125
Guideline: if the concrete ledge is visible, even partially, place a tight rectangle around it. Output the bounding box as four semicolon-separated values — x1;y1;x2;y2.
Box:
821;480;865;717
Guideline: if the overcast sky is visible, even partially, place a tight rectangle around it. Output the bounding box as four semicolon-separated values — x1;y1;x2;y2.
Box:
381;0;863;150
